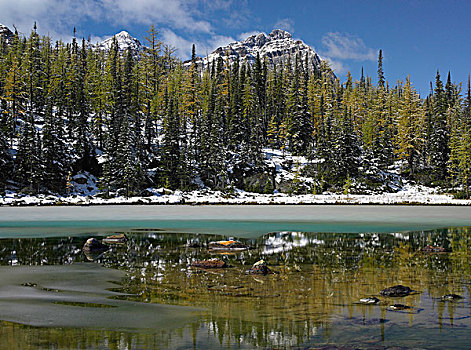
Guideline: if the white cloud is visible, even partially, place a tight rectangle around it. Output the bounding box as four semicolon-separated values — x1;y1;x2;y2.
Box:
324;58;348;75
0;0;215;41
273;18;294;33
0;0;100;39
161;29;234;60
208;35;235;50
200;0;233;11
0;0;240;61
102;0;213;33
161;29;195;59
321;32;377;61
89;35;110;45
238;31;261;41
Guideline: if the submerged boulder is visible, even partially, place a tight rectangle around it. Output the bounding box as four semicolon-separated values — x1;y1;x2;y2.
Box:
246;260;273;275
380;285;414;297
82;238;109;252
102;233;128;244
190;258;228;269
209;240;249;251
21;282;38;287
423;245;446;253
441;294;463;301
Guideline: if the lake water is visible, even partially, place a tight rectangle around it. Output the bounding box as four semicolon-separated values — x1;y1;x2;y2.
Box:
0;205;470;349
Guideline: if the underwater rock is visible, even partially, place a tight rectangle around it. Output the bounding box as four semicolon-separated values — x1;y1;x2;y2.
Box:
387;304;411;311
423;245;446;253
209;239;249;251
102;233;128;244
380;285;413;297
441;294;463;301
357;297;380;305
246;260;273;275
82;238;109;252
190;258;228;269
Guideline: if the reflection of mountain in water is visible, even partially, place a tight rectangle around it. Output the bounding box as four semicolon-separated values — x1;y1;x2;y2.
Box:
262;231;324;254
0;228;470;348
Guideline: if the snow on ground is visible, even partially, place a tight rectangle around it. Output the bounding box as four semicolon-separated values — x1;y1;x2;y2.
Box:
264;147;315;186
1;184;470;206
2;147;470;206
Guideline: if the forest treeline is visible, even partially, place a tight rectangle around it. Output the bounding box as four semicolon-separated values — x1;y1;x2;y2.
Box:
0;25;470;197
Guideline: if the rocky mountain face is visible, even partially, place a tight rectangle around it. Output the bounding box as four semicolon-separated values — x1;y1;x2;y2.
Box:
190;29;323;72
95;31;142;53
0;23;13;44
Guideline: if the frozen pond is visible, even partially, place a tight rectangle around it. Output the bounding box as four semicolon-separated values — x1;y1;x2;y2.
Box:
1;205;471;238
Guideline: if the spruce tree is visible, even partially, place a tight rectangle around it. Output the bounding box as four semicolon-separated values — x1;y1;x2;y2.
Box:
430;70;449;183
377;49;385;89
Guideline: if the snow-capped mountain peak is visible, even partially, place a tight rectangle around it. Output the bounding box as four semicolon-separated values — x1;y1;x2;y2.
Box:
95;30;142;53
191;29;323;73
268;29;292;40
0;23;13;43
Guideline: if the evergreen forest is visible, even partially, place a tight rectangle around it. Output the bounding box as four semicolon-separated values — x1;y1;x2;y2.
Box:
1;25;471;198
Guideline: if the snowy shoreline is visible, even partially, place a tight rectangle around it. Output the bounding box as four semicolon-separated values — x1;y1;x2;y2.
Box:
1;187;470;206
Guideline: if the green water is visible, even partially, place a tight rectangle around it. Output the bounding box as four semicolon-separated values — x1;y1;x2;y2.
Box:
0;206;470;349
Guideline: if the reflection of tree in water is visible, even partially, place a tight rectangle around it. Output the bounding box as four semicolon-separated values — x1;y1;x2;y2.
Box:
0;228;470;348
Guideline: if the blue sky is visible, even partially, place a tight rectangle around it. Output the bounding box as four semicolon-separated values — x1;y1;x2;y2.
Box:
1;0;470;94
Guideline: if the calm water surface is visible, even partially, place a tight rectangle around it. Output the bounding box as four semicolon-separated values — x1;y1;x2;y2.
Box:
0;207;470;349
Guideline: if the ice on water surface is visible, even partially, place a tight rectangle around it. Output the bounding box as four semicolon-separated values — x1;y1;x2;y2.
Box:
0;263;200;329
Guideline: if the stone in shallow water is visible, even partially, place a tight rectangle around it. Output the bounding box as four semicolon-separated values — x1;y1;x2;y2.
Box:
387;304;411;311
380;285;413;297
82;238;109;252
102;233;128;244
441;294;463;301
246;260;273;275
423;245;446;253
20;282;37;287
208;240;249;251
357;297;380;305
190;258;228;269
